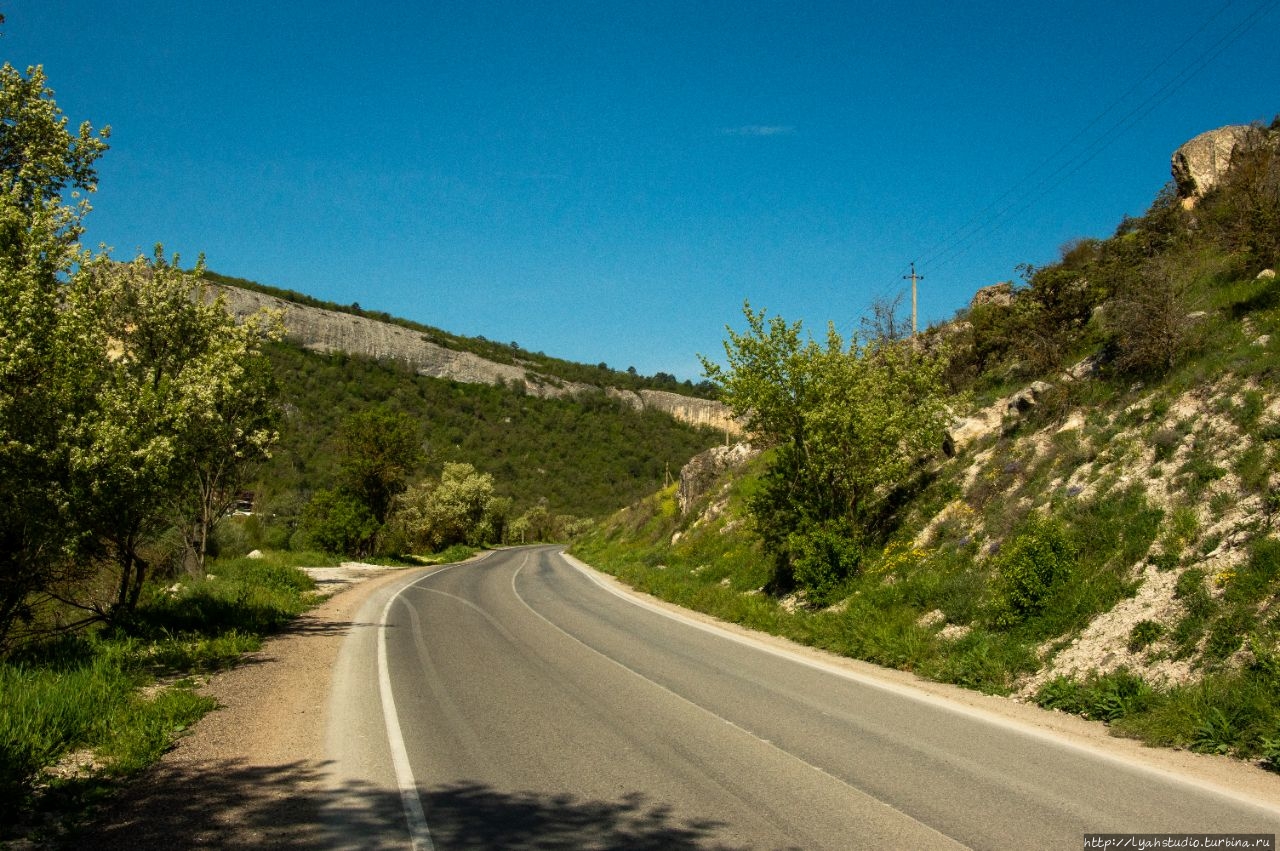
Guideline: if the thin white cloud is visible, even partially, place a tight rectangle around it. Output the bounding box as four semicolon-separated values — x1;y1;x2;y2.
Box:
720;125;796;137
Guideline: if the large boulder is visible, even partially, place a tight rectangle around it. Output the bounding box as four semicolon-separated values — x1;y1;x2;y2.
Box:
1171;124;1271;202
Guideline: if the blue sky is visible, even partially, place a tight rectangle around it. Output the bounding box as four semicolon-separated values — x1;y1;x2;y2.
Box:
6;1;1279;380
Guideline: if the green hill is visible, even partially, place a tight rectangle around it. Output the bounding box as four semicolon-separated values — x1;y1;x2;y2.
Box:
573;121;1280;764
234;339;722;551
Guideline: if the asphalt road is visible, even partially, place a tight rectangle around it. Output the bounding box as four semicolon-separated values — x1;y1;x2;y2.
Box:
327;546;1280;850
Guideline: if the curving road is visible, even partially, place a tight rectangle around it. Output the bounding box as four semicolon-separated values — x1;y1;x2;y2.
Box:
326;546;1280;850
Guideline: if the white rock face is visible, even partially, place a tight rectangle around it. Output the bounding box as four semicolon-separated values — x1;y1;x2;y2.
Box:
1171;124;1270;201
213;284;740;431
677;442;758;514
969;281;1014;310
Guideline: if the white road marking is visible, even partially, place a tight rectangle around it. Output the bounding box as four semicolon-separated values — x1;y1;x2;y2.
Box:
379;586;435;851
508;557;970;850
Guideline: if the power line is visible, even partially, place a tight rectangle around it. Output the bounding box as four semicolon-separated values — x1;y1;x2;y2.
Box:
912;0;1244;274
923;0;1279;277
891;0;1279;315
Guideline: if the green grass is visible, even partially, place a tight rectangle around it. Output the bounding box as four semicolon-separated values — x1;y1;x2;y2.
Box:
0;549;322;831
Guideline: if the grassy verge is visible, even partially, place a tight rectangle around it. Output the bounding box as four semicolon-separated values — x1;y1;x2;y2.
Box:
0;549;335;840
571;474;1280;766
572;478;1161;693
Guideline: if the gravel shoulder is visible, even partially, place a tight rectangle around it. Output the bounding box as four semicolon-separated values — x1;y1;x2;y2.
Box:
88;564;421;850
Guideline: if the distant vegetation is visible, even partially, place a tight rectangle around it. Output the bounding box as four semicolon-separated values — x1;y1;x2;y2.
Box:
202;269;721;399
226;342;720;560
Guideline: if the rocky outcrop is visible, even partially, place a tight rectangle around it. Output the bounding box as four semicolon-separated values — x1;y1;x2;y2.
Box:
214;284;737;429
607;388;743;435
1171;124;1272;202
677;442;758;514
969;282;1014;310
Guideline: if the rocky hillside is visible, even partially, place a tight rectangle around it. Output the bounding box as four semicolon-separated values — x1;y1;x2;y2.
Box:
573;119;1280;763
215;284;740;435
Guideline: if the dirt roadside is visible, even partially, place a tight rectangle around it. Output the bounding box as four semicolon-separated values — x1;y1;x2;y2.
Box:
83;564;419;850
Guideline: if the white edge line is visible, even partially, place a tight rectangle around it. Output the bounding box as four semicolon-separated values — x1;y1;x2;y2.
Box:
375;550;495;851
558;549;1280;818
509;559;968;849
379;587;435;851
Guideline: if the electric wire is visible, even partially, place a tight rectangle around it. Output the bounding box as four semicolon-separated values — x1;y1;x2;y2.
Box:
885;0;1279;326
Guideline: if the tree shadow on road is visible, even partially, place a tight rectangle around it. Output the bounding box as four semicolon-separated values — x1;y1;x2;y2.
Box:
422;780;732;849
55;758;737;850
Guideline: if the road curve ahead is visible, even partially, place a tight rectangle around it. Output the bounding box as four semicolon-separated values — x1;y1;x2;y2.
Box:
328;546;1280;850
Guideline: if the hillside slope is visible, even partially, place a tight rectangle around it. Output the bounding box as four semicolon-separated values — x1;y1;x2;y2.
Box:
573;120;1280;762
210;280;739;435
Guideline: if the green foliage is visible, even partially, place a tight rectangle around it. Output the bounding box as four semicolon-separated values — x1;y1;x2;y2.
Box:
65;250;282;599
255;343;719;530
1105;251;1206;377
0;63;110;213
1191;707;1239;754
298;488;380;557
1259;735;1280;771
0;64;280;644
787;519;862;603
1036;670;1156;722
0;64;109;645
703;302;951;589
335;407;423;527
1128;619;1165;652
991;518;1075;627
390;462;505;552
296;407;423;557
0;549;315;824
1197;136;1280;267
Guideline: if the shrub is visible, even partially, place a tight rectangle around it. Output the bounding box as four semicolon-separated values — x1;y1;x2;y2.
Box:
1036;669;1156;721
1260;735;1280;772
1106;252;1205;377
787;520;862;604
992;518;1076;627
1191;707;1238;755
1128;619;1165;652
298;489;380;556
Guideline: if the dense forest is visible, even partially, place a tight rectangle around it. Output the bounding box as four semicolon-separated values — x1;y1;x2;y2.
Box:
242;342;722;550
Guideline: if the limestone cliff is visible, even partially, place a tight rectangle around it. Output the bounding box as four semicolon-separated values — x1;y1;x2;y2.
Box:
214;284;741;434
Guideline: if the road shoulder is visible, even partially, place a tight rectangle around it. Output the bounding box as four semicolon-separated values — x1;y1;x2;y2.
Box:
88;565;419;849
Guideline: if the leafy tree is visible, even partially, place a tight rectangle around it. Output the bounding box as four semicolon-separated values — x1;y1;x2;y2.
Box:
0;63;279;640
301;406;423;556
391;462;504;551
298;489;379;556
701;303;951;594
0;64;109;214
61;249;282;607
335;407;423;527
0;64;108;642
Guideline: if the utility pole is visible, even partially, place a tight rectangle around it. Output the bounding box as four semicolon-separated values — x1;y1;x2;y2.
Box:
903;262;923;341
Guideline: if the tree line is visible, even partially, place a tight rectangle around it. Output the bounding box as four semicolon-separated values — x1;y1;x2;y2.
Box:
292;406;585;557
